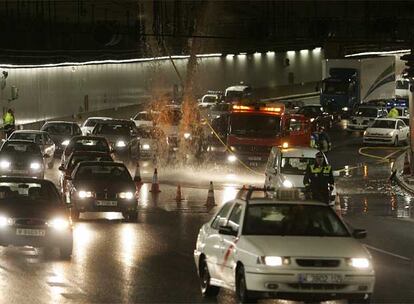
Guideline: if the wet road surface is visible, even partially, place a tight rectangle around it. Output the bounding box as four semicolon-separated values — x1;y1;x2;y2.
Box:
0;122;413;303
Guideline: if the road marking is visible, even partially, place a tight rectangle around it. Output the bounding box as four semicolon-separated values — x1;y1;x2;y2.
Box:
358;147;405;161
365;244;411;262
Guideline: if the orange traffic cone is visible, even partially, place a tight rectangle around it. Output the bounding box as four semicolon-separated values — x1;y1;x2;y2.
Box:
334;194;341;217
150;168;161;193
176;184;182;202
133;161;142;187
205;181;216;207
403;152;411;175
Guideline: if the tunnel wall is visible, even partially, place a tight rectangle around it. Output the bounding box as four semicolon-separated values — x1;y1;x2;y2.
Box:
0;49;324;125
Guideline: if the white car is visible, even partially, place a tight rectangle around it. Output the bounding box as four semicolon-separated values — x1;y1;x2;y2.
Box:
194;189;375;303
199;94;219;108
81;117;112;135
131;111;160;128
347;106;387;131
264;147;329;190
363;118;409;146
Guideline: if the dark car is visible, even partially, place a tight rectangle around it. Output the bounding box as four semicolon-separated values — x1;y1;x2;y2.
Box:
61;135;112;166
8;130;56;169
0;177;73;259
297;105;334;130
59;151;113;194
0;140;47;178
65;161;137;222
41;121;82;154
91;120;140;162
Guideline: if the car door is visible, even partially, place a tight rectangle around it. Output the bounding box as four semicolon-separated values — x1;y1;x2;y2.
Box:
219;202;244;286
397;120;407;141
203;202;234;282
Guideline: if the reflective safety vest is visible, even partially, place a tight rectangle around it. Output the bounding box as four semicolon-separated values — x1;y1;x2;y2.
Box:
3;112;14;126
387;108;399;118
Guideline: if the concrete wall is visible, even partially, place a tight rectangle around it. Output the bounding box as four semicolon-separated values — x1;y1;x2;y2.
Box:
0;48;324;125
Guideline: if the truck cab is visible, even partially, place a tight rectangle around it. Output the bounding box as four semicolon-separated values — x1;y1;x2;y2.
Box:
226;103;311;167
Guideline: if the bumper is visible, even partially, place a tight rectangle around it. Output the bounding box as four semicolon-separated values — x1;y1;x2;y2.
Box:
72;198;137;213
0;227;72;248
245;269;375;300
363;136;394;144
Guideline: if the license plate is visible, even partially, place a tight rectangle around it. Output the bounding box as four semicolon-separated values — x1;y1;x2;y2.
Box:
16;228;45;237
249;162;259;167
299;273;343;284
248;157;262;161
13;170;28;174
96;200;118;206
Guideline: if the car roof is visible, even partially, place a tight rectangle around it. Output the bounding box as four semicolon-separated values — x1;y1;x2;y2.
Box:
247;198;327;207
0;176;53;184
12;130;46;134
70;151;111;156
85;117;112;120
77;161;125;166
301;104;323;108
277;147;319;158
226;85;250;91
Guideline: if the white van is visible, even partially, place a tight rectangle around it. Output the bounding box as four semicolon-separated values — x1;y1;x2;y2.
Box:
264;146;329;190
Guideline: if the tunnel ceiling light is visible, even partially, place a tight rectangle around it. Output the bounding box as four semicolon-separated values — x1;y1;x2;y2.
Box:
0;53;223;69
266;51;276;55
313;47;322;53
300;49;309;54
287;50;295;56
345;49;410;58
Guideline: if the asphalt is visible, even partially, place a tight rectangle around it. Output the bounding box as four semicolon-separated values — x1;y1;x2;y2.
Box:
0;120;413;303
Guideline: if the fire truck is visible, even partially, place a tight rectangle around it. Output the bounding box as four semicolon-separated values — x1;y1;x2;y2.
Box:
225;102;311;167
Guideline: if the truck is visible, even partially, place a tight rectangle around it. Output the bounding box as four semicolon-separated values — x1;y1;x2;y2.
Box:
224;102;311;167
320;56;396;116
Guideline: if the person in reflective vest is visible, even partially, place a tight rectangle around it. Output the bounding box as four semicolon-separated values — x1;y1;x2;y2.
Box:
387;106;399;118
303;152;334;204
3;108;15;138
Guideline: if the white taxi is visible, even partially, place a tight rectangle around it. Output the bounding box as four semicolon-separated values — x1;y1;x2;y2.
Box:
363;118;409;146
194;189;375;303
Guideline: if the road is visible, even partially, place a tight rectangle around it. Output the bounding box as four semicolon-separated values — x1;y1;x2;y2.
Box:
0;120;413;303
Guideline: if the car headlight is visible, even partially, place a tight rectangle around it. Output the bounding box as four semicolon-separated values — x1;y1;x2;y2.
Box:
342;107;349;111
118;191;134;200
47;218;70;231
62;139;70;146
388;131;394;136
227;155;237;163
230;146;236;152
78;190;94;199
310;118;315;122
30;162;41;170
282;180;293;188
116;140;126;147
0;160;10;169
363;131;368;136
0;215;12;227
259;256;290;266
348;258;370;269
142;144;150;150
183;132;191;139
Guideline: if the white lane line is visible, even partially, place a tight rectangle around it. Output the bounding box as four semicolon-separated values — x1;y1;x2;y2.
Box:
365;244;411;262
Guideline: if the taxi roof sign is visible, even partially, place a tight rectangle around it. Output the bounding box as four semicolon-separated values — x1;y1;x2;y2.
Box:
231;102;285;114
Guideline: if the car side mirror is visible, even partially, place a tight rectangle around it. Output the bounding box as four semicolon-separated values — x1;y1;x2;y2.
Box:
218;226;238;237
352;229;367;239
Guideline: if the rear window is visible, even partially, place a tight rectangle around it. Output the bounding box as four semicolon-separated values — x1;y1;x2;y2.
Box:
75;164;131;181
10;133;42;144
70;139;110;152
69;155;113;170
94;124;131;136
1;142;40;154
44;124;73;135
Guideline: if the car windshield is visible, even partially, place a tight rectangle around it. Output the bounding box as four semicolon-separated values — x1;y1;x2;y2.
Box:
69;139;110;152
322;81;349;95
75;164;131;181
203;96;218;104
84;119;107;127
280;157;315;175
230;114;281;138
0;182;59;203
371;120;396;129
243;204;350;237
95;124;131;136
69;155;112;170
1;142;40;154
10;133;42;144
355;108;378;117
44;124;73;135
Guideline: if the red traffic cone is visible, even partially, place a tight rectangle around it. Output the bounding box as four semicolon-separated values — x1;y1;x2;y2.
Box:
334;194;341;217
205;181;216;207
176;184;182;202
133;161;142;186
150;168;161;193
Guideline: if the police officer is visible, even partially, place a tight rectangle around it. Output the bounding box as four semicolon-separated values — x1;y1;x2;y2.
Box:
303;152;334;204
387;106;399;118
3;108;15;138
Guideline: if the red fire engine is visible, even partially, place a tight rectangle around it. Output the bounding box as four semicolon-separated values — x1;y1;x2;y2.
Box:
226;102;311;167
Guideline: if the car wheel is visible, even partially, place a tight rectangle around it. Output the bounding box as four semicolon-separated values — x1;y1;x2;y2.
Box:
59;242;73;260
47;158;54;169
199;257;219;297
236;265;257;303
394;136;399;147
